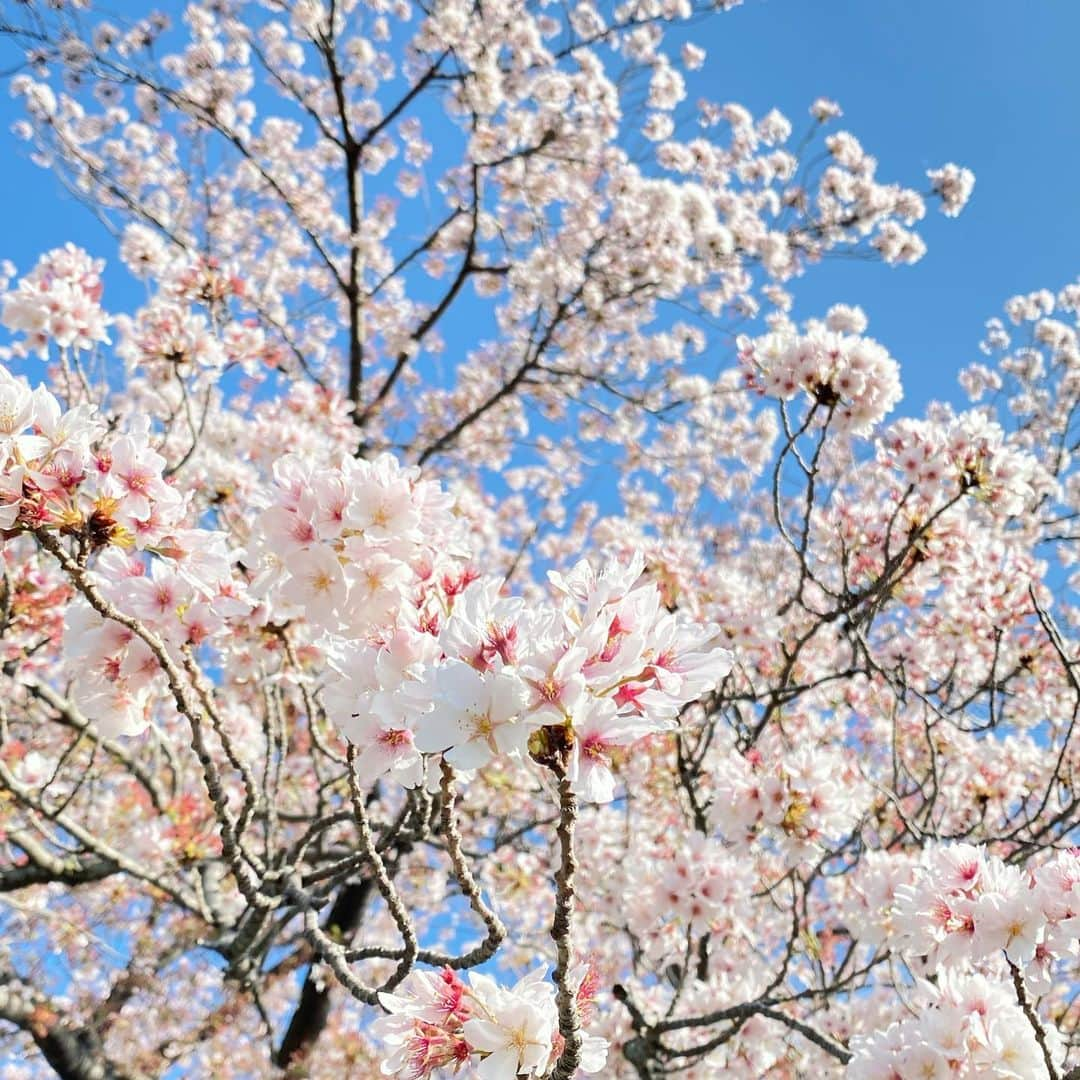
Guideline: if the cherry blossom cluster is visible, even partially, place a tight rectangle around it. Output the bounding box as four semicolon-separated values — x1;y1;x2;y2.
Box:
928;163;977;218
846;970;1064;1079
314;545;734;798
879;409;1045;517
0;361;241;733
245;450;469;631
889;844;1080;978
841;846;1080;1077
6;1;1078;1077
112;250;272;379
0;364;107;535
815;129;931;266
710;738;867;861
737;324;902;434
628;832;753;938
64;533;241;737
373;964;606;1079
115;297;228;375
0;243;111;360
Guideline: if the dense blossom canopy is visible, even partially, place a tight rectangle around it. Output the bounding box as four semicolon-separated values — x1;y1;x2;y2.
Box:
0;2;1076;1079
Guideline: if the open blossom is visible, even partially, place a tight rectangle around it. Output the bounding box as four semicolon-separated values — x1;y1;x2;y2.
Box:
124;559;193;634
712;738;868;861
375;966;605;1079
279;544;348;627
462;971;554;1079
412;661;533;770
878;409;1044;517
846;971;1065;1079
0;244;111;359
93;429;183;524
928;163;976;217
373;968;473;1077
310;546;733;801
738;324;902;434
440;578;526;671
0;371;49;461
885;843;1080;978
563;696;645;803
345;453;424;545
71;668;153;738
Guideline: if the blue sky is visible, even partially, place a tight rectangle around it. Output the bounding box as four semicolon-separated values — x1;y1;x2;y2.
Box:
687;0;1080;414
0;0;1078;419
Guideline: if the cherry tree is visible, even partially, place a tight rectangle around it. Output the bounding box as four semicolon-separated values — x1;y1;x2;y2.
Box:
0;2;1075;1078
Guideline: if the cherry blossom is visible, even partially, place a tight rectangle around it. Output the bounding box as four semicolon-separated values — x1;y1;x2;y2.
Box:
4;2;1080;1079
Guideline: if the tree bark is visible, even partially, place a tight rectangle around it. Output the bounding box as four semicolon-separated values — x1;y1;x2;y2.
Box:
274;879;374;1068
0;968;135;1080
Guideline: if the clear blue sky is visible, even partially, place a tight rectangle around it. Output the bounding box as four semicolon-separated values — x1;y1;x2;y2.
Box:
686;0;1080;414
0;0;1076;418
